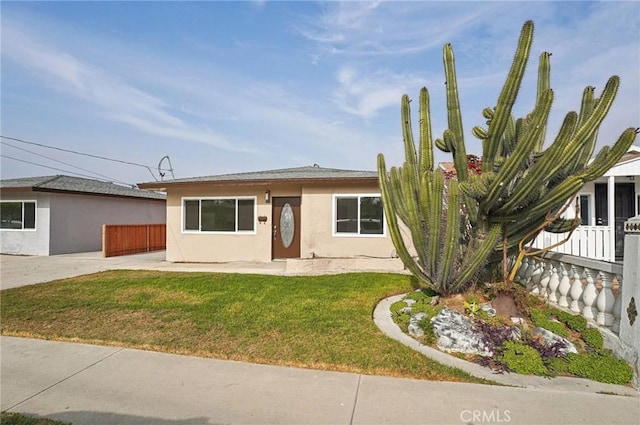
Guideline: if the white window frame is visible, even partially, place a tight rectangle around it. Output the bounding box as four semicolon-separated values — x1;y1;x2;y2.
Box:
332;193;385;237
0;200;37;231
577;193;594;226
181;196;257;234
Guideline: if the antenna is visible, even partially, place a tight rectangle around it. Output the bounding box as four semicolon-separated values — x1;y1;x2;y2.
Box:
158;155;175;180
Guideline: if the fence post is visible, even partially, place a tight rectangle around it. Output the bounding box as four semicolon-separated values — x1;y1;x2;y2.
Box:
102;224;107;257
621;215;640;387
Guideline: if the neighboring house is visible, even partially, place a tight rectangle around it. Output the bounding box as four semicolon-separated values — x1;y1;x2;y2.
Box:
0;175;166;256
138;166;398;263
534;145;640;262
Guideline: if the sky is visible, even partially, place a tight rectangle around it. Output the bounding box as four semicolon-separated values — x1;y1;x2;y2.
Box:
1;1;639;187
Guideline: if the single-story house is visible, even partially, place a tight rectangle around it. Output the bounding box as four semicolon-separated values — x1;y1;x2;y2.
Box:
534;145;640;262
138;166;398;263
0;175;166;256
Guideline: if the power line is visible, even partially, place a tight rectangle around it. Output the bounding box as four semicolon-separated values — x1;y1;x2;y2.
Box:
1;140;133;186
1;154;136;187
0;135;162;181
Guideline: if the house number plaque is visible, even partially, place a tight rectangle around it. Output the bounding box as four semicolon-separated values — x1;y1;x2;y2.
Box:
280;203;294;248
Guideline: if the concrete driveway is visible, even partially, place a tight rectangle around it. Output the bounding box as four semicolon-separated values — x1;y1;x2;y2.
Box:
0;251;286;290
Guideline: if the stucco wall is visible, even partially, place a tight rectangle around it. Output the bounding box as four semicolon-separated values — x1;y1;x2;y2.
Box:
48;193;166;255
166;185;273;263
165;181;398;263
0;193;51;256
300;185;397;259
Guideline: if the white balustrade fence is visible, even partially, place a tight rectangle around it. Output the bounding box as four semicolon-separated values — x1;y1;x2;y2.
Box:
513;251;623;334
533;226;612;261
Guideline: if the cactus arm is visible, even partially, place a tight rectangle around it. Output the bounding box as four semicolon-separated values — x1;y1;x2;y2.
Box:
435;137;450;152
523;176;585;218
564;76;619;155
400;166;428;269
456;224;502;286
481;88;554;212
574;86;597;167
443;43;469;182
419;87;434;173
438;178;461;286
578;128;637;180
427;170;445;274
378;154;436;290
401;94;419;178
534;52;552;151
497;110;578;213
482;20;534;172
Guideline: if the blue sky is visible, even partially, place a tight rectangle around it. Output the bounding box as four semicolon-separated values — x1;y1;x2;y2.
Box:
1;1;639;187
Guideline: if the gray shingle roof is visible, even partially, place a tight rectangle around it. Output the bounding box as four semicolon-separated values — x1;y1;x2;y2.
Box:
0;175;166;200
138;166;379;189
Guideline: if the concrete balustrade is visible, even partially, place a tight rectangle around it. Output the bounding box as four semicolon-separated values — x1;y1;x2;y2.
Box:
524;214;640;386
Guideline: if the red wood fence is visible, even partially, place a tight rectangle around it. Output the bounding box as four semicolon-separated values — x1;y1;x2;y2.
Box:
102;224;166;257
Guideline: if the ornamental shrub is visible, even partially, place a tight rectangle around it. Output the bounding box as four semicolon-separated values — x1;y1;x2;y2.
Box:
555;309;588;333
582;327;604;350
529;308;568;337
565;351;634;384
496;341;547;375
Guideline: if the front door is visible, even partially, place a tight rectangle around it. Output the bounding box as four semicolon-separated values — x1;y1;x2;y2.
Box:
272;197;301;259
595;183;635;259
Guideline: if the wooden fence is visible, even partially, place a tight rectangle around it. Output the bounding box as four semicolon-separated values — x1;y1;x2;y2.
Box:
102;223;166;257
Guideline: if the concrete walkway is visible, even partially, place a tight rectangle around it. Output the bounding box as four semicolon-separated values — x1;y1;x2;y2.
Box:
2;336;639;425
1;252;639;424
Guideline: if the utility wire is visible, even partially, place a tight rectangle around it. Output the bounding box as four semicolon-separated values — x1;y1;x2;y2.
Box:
1;135;163;181
1;140;133;187
1;154;137;187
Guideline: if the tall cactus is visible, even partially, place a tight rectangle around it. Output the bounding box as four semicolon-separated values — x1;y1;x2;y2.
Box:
378;21;637;294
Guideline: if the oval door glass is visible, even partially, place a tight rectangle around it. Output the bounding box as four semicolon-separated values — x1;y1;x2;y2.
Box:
280;203;295;248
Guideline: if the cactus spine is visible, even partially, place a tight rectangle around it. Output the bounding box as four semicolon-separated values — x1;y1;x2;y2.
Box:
378;21;637;293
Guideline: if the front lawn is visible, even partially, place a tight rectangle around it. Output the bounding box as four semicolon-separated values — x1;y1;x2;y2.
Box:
0;270;489;383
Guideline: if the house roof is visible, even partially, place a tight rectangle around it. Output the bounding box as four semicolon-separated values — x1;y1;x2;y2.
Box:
0;175;166;200
137;166;380;190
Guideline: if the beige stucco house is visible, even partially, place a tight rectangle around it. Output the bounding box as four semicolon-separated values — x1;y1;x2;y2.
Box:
138;166;400;263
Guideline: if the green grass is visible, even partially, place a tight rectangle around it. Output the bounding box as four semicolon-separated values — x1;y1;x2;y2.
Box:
0;412;70;425
0;270;489;383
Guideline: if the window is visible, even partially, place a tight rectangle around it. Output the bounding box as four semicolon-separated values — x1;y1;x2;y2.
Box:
183;197;255;233
334;195;384;236
0;201;36;230
578;194;591;226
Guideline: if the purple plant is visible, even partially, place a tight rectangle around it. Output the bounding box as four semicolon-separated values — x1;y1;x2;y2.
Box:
525;335;567;360
474;320;520;353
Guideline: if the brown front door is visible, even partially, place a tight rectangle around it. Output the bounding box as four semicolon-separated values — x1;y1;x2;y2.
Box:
272;197;301;259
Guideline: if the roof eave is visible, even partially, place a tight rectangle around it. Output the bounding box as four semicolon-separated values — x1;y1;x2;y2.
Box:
137;176;380;191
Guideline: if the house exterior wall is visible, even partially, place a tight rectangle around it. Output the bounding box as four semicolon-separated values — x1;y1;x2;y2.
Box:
164;181;397;263
48;193;166;255
166;185;272;263
0;193;51;256
300;185;397;259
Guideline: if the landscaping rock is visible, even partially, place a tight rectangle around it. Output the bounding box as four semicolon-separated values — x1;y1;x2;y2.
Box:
533;327;578;354
430;309;492;357
408;312;427;337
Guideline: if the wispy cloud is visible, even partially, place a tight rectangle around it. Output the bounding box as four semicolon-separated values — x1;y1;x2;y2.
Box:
332;65;429;118
2;17;247;153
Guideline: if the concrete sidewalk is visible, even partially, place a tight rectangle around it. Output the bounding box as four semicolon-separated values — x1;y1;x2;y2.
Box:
2;336;639;425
